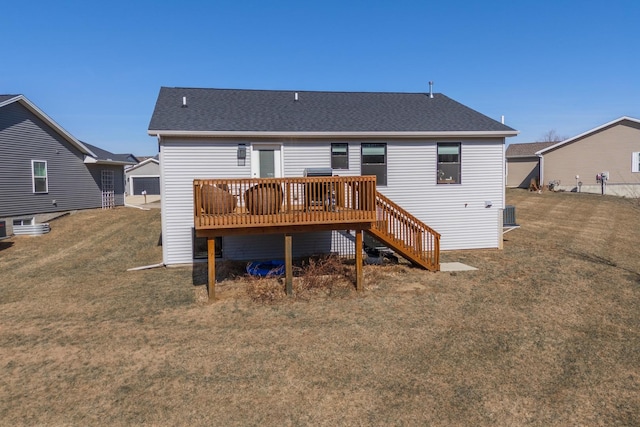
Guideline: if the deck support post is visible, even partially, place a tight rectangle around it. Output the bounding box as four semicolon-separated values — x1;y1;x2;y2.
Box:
285;233;293;295
355;228;363;291
207;237;216;302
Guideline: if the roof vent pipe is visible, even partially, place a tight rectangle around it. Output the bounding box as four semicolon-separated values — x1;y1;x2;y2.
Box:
182;96;187;108
501;115;505;124
429;81;434;98
294;92;299;101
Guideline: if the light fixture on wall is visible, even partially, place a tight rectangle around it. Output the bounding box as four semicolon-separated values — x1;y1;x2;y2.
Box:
237;144;246;166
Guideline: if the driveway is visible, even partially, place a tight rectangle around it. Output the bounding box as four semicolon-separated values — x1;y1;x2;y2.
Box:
125;195;161;208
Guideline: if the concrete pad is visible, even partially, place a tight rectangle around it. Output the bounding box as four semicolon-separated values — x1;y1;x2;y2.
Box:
440;262;478;272
126;195;161;208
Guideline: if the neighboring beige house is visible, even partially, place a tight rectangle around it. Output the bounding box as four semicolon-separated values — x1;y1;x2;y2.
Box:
505;141;554;188
537;117;640;196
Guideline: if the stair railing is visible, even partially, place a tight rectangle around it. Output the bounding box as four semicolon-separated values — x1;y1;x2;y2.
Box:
372;192;440;271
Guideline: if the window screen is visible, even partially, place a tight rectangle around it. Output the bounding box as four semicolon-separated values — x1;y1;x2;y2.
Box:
437;143;461;184
361;143;387;186
331;143;349;169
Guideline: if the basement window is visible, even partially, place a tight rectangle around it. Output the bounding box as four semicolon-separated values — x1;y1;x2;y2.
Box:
13;217;35;226
193;229;222;259
437;143;461;184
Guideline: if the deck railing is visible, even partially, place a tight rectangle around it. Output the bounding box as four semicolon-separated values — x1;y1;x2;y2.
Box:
194;176;377;230
369;192;441;271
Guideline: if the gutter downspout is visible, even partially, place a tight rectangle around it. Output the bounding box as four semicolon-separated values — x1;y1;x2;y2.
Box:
124;200;151;210
499;142;506;250
127;262;165;271
157;134;168;268
538;154;544;190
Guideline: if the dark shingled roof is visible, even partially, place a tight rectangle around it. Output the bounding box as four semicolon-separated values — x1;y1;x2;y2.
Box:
148;87;516;133
136;155;159;162
82;142;137;164
506;142;556;158
0;94;20;103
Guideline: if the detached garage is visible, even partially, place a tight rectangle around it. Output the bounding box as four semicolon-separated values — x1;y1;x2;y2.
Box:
506;142;554;188
131;176;160;195
125;157;160;195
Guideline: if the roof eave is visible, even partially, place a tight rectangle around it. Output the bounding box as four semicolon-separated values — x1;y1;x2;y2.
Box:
0;95;20;108
148;130;519;139
83;156;135;166
536;116;640;155
125;157;159;172
506;154;540;159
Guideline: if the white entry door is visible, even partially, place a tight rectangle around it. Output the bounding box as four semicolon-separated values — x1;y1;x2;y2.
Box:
251;144;282;178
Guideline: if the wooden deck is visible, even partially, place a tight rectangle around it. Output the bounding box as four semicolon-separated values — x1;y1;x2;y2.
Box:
194;176;377;234
193;176;440;302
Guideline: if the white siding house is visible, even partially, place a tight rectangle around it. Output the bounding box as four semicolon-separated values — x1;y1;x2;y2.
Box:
149;88;518;266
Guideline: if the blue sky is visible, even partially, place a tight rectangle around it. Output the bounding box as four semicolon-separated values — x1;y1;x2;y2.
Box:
3;0;639;156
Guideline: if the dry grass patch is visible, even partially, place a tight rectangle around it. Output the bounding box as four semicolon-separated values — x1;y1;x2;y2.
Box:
245;256;357;303
245;277;286;303
0;190;639;425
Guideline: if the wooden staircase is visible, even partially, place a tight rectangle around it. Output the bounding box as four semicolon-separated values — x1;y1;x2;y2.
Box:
366;192;441;271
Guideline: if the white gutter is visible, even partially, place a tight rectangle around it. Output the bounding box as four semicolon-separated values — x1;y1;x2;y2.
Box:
506;154;541;159
83;156;135;166
149;130;519;138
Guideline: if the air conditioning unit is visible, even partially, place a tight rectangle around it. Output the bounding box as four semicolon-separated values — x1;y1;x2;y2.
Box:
503;205;517;227
303;168;333;210
303;167;333;177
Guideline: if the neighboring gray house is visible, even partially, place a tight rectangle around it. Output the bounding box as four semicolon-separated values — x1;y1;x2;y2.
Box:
536;117;640;195
125;156;160;195
148;87;518;266
505;141;554;188
0;94;136;235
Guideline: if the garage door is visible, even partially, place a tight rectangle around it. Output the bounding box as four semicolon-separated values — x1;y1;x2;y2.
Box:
132;177;160;195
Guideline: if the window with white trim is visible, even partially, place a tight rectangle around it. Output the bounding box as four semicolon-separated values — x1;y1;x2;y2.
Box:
437;143;461;184
632;152;640;173
32;160;48;193
13;218;34;226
